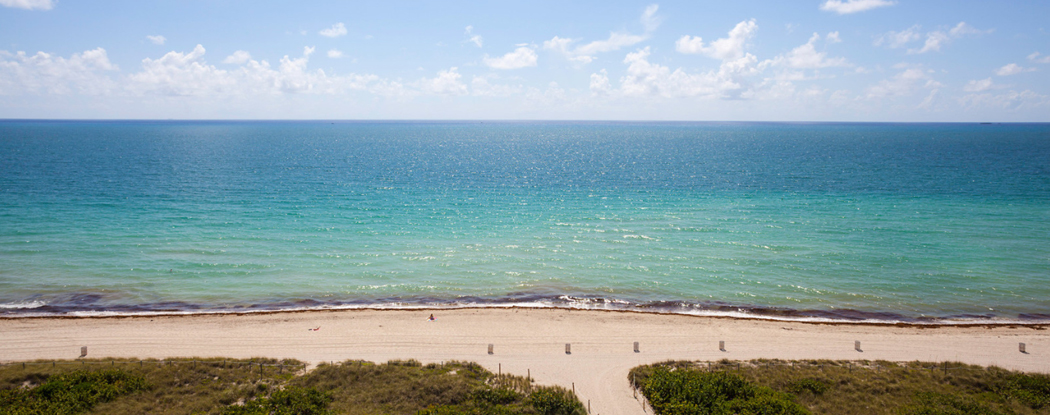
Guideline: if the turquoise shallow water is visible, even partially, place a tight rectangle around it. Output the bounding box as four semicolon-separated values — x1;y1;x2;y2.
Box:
1;121;1048;321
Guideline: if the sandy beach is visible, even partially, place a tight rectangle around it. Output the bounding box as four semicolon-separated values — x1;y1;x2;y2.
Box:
1;308;1047;415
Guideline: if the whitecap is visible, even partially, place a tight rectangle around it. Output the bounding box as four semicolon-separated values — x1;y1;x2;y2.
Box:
0;301;46;309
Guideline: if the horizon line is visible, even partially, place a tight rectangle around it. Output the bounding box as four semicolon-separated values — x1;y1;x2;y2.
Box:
1;119;1044;124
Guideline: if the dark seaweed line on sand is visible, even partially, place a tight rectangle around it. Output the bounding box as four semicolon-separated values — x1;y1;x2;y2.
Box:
3;292;1049;325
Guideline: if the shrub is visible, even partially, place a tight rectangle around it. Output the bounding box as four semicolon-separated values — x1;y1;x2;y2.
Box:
416;405;466;415
0;369;148;415
641;367;809;415
221;386;333;415
997;373;1050;409
899;392;1005;415
471;387;522;405
788;378;828;396
526;386;586;415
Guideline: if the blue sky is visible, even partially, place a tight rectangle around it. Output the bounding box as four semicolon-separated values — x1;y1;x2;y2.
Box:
1;0;1048;121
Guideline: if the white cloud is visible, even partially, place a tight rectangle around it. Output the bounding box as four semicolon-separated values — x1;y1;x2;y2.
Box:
542;37;575;59
483;46;538;70
963;78;995;92
866;66;937;99
223;50;251;65
826;32;842;44
465;26;483;48
128;44;377;96
996;63;1035;76
420;67;467;95
0;0;52;10
1;44;440;103
802;85;826;98
917;89;939;109
949;22;989;37
545;32;648;64
319;23;347;38
524;82;570;107
327;49;344;59
147;35;166;45
773;33;850;69
579;35;648;56
1028;52;1050;64
874;26;921;48
617;47;755;99
128;45;231;96
676;19;757;60
641;4;662;32
470;76;522;97
589;69;611;95
960;90;1048;111
543;7;656;64
910;31;950;54
877;22;990;54
819;0;894;14
0;47;118;95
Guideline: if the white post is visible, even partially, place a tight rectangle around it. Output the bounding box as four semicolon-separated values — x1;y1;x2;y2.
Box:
1020;342;1026;353
855;340;862;352
566;343;571;354
719;340;725;351
488;344;494;355
80;346;87;358
634;341;640;353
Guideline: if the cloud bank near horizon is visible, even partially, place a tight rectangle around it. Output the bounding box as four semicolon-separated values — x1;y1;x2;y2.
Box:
0;1;1046;121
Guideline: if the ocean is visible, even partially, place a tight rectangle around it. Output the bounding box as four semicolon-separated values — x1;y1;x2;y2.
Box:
1;120;1047;322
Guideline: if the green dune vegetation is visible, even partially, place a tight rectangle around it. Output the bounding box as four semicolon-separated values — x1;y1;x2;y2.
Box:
629;360;1050;415
0;358;584;415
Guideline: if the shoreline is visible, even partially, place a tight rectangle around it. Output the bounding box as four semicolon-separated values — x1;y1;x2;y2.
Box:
2;307;1047;415
3;303;1050;328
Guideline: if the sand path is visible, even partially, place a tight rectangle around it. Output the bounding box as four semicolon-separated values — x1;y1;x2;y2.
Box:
1;308;1047;415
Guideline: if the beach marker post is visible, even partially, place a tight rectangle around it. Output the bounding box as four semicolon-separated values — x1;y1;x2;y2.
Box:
80;346;87;358
719;341;725;352
855;341;862;352
634;341;640;353
1019;342;1026;353
566;343;571;355
488;344;494;355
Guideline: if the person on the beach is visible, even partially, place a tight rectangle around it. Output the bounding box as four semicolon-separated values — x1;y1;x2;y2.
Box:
428;314;435;321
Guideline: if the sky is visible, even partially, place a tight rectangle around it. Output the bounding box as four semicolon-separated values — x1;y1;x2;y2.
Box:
1;0;1048;121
